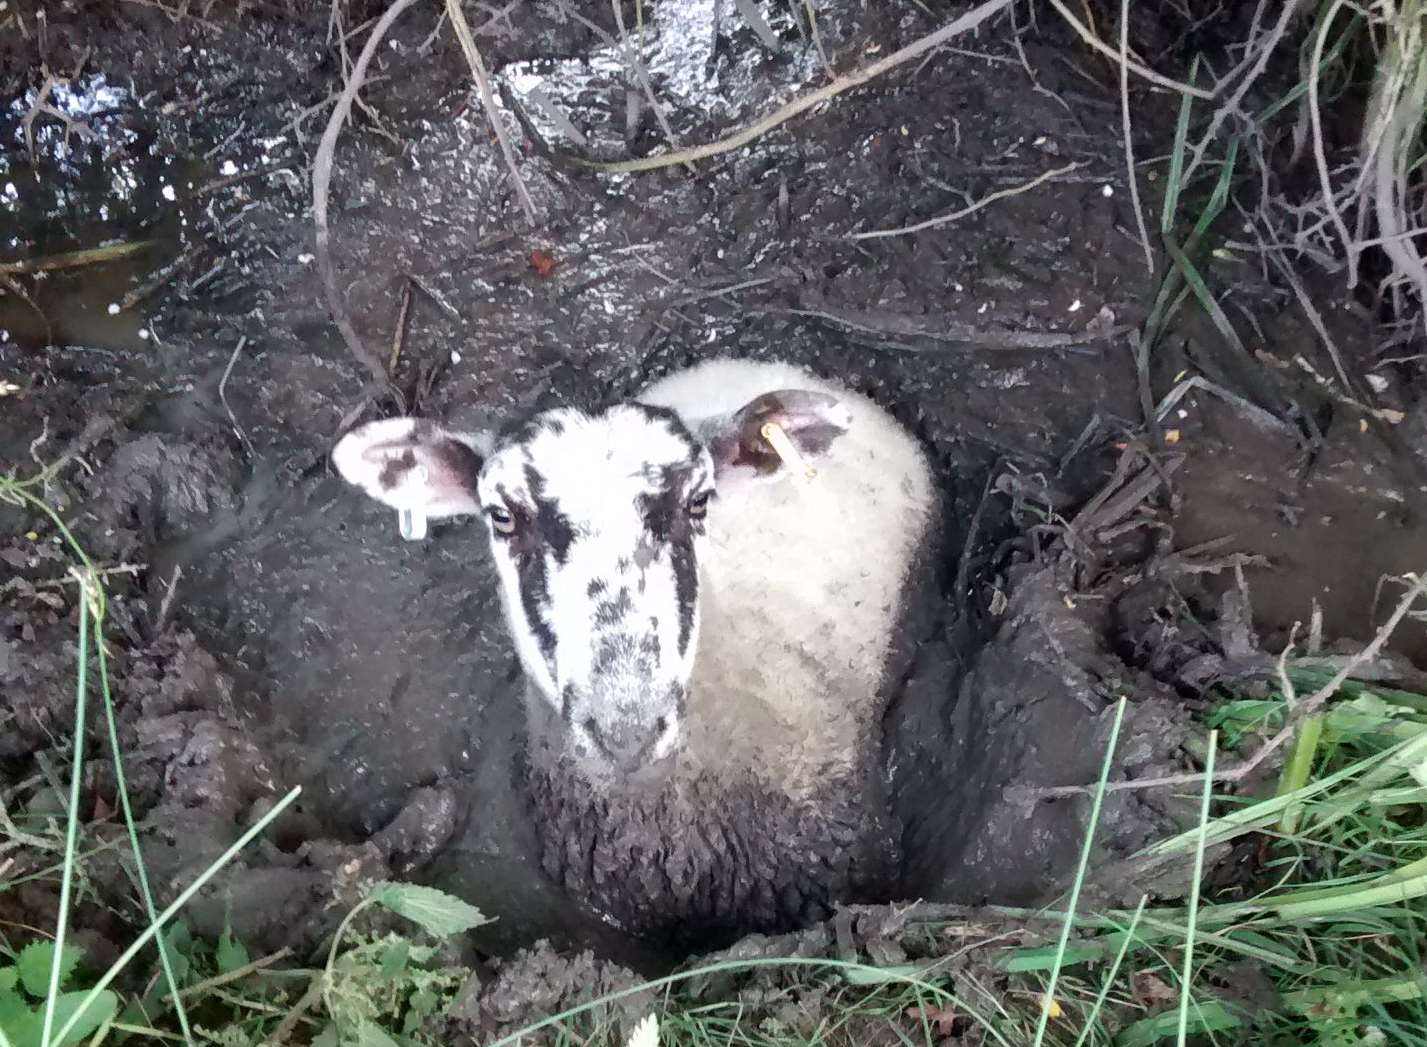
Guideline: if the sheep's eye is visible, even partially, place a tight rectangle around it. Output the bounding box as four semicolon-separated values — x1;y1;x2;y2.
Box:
487;505;516;535
688;491;711;520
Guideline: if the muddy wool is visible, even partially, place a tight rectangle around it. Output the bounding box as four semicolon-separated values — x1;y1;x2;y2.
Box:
332;358;937;941
527;751;899;940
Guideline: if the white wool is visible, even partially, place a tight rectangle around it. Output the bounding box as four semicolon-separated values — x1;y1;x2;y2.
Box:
638;359;934;795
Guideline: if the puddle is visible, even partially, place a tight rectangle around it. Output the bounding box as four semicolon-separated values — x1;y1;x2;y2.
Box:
1174;407;1427;665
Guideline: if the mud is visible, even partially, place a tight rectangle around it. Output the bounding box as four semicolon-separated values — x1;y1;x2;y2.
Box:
2;0;1426;1027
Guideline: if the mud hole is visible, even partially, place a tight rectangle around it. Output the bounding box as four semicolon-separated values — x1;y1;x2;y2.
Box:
2;0;1426;1037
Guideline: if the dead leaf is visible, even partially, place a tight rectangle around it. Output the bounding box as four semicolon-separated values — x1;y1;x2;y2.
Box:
529;249;558;277
905;1002;958;1037
1132;969;1177;1006
1164;428;1181;445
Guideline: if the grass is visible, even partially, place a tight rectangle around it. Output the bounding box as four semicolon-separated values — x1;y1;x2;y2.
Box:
5;459;1427;1047
493;632;1427;1047
0;470;484;1047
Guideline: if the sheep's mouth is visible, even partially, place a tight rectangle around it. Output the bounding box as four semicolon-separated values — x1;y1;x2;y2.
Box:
561;736;680;787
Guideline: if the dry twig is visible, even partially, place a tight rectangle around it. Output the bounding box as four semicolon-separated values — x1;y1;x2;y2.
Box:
218;336;253;457
610;0;691;171
1044;0;1213;98
312;0;418;399
587;0;1022;174
446;0;538;225
1119;0;1153;277
848;162;1081;240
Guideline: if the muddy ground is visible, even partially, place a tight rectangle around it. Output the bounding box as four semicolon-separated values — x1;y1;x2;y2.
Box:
3;0;1427;1032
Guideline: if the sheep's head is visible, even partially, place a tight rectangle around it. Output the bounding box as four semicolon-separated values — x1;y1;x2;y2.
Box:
332;389;851;780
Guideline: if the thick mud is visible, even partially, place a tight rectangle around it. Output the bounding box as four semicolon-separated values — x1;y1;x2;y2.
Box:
3;0;1426;1023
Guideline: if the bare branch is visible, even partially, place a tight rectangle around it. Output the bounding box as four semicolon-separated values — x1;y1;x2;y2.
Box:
312;0;419;398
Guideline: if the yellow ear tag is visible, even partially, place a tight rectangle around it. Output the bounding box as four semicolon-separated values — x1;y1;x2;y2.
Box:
761;422;817;481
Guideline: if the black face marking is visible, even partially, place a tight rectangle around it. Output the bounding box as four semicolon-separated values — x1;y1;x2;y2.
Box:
514;541;557;664
482;400;715;728
524;464;575;565
672;533;696;656
632;461;703;659
595;587;633;627
377;448;417;491
594;634;638;673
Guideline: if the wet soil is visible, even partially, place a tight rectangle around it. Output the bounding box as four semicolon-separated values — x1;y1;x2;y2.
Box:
3;0;1426;1021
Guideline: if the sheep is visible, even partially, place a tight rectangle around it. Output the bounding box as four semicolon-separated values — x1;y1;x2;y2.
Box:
332;358;937;941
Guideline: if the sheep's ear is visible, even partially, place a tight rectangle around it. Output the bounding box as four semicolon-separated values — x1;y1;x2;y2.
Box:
332;417;489;518
703;389;853;486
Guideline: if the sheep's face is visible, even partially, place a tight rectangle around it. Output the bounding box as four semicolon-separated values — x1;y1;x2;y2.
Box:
331;381;853;782
476;405;713;776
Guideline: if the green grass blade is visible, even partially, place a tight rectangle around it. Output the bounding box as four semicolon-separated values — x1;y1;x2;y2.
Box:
1162;237;1247;356
1161;55;1200;234
1282;974;1427;1014
1277;714;1324;834
39;584;90;1047
47;786;303;1047
1287;668;1427;713
1072;895;1148;1047
1143;731;1427;858
94;633;195;1045
1032;697;1128;1047
1177;731;1216;1047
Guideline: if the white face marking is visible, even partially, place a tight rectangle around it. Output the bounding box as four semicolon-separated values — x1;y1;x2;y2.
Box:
475;405;713;776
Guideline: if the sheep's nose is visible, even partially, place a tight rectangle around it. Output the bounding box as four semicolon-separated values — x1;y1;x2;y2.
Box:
585;718;661;772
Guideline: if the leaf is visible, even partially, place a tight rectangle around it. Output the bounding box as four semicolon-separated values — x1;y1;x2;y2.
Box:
1114;998;1241;1047
354;1020;401;1047
0;969;16;994
904;1002;958;1037
310;1023;340;1047
0;989;30;1038
216;927;250;976
46;990;119;1046
840;962;926;985
528;250;558;277
5;990;118;1047
163;922;193;983
624;1013;659;1047
378;939;410;977
165;921;192;955
16;942;83;998
367;883;487;938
